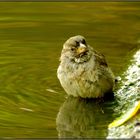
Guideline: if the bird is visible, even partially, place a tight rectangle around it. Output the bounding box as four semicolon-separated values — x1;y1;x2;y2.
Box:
57;35;115;98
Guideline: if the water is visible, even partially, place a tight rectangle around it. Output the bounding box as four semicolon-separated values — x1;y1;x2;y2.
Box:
0;2;139;138
108;49;140;138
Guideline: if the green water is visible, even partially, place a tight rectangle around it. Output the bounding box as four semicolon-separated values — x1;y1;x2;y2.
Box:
0;2;139;138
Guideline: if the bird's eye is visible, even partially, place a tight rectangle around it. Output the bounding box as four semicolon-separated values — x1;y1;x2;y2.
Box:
75;41;79;46
81;39;86;44
71;48;75;51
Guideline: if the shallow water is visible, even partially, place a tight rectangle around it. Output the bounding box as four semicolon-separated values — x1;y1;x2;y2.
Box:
108;49;140;138
0;2;139;138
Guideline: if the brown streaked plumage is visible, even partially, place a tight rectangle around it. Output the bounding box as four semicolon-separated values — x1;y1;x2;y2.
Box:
57;35;115;98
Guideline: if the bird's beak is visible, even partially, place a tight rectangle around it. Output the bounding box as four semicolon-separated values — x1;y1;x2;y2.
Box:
77;43;87;55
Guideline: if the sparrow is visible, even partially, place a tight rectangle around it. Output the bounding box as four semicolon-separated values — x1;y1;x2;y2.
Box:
57;35;115;98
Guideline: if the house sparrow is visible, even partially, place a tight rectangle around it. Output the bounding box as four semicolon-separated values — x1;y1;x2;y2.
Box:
57;35;115;98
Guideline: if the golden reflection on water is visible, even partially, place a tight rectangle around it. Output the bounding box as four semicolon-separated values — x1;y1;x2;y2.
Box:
0;2;139;138
56;96;116;138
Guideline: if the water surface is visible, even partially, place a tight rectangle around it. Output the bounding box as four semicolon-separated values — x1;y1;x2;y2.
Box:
0;2;139;138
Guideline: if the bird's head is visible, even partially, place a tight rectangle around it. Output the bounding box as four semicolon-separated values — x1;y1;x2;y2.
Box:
61;35;92;63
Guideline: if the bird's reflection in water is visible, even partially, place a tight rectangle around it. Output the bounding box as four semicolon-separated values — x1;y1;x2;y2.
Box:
56;96;116;138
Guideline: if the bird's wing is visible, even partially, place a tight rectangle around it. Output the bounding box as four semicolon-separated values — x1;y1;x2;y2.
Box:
93;50;108;67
